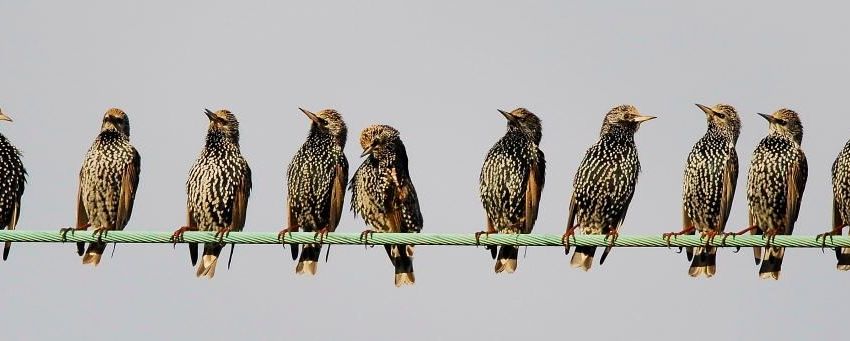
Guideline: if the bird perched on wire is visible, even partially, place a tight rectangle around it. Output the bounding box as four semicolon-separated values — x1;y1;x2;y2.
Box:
0;107;26;261
663;104;740;278
821;138;850;270
278;108;348;275
171;109;251;279
562;104;655;270
477;108;545;273
61;108;140;266
349;124;423;286
731;108;806;280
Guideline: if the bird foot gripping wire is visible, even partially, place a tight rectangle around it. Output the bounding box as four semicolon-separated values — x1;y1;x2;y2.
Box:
59;224;90;242
561;225;578;254
604;229;620;247
170;226;192;247
214;227;232;242
359;229;375;247
314;227;329;244
721;225;758;252
662;226;695;250
277;226;298;243
761;228;778;248
701;230;719;247
92;227;110;242
816;226;845;252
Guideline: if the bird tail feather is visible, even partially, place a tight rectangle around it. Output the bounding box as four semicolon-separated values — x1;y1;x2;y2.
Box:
494;246;518;273
386;244;415;287
688;246;717;278
836;247;850;271
571;246;596;271
82;242;107;266
758;246;784;280
196;243;224;278
3;241;11;261
296;244;322;275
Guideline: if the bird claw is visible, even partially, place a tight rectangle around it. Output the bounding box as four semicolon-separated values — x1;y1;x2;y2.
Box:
314;228;329;244
359;230;375;245
604;230;619;247
277;227;297;243
214;228;231;242
816;227;843;253
92;227;109;243
59;227;75;242
474;230;493;246
170;226;191;247
561;226;577;254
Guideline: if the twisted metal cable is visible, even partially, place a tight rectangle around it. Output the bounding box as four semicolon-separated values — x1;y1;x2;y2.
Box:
0;230;848;247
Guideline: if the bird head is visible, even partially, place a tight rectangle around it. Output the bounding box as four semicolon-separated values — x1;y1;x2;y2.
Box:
300;108;348;146
0;108;12;123
205;108;240;142
101;108;130;136
696;103;741;143
499;108;542;144
600;104;656;135
359;124;400;158
759;108;803;145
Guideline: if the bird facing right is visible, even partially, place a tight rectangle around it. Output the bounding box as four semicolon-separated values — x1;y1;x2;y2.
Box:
0;107;26;261
478;108;545;274
349;124;423;286
664;104;740;278
562;105;655;271
739;108;807;280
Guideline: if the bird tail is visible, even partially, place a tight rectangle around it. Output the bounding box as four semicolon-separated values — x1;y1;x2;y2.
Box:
688;246;717;278
76;242;85;256
189;242;198;266
836;247;850;271
758;246;784;280
494;246;518;273
3;241;11;261
296;244;322;275
196;243;224;278
385;244;415;287
81;242;107;266
571;246;596;271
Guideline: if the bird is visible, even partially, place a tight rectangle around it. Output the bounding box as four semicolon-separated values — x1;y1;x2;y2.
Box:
171;109;251;278
821;137;850;270
477;108;545;273
731;108;807;280
663;104;740;278
349;124;423;286
0;108;26;261
562;104;655;270
278;108;348;275
60;108;140;266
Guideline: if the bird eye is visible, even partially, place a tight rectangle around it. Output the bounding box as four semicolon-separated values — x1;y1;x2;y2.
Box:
776;119;787;125
715;112;726;119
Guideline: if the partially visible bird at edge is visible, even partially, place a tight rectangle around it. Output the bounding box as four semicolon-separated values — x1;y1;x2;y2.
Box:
0;107;26;261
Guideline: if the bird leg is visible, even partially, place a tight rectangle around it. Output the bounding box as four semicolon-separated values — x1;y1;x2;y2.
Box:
721;225;758;246
474;226;498;246
816;225;845;251
762;227;778;247
214;227;232;242
662;226;695;247
561;225;578;249
359;229;376;245
92;227;110;243
604;229;620;247
277;226;298;243
314;227;330;244
170;225;196;246
59;224;90;242
702;230;720;247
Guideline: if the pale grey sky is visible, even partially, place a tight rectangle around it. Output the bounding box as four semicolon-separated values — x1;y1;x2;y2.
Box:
1;1;848;340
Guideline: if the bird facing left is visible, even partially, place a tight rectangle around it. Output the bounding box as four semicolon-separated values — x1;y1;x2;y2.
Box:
0;107;26;261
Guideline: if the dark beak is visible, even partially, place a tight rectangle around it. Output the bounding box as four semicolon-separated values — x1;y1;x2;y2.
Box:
299;107;322;125
695;103;714;116
204;108;216;121
758;113;775;123
499;109;516;122
360;145;374;158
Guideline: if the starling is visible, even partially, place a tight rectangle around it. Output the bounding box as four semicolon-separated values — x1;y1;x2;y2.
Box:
171;109;252;279
349;124;423;286
278;108;348;275
822;138;850;270
562;105;655;270
662;104;740;277
61;108;140;266
0;108;26;261
477;108;545;274
734;109;807;280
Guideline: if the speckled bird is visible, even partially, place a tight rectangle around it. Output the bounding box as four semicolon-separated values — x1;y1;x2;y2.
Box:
739;108;807;280
279;108;348;275
477;108;545;274
172;109;251;279
562;105;655;271
664;104;740;278
349;125;423;286
825;138;850;270
64;108;140;266
0;108;26;261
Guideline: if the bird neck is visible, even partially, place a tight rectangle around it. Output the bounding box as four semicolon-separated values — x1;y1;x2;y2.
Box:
599;124;636;143
98;129;129;142
507;124;541;145
308;126;345;148
205;129;240;151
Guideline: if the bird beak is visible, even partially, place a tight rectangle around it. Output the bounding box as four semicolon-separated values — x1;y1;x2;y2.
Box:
0;111;13;122
758;113;776;123
499;109;516;122
299;107;322;125
204;108;216;121
695;103;715;116
631;115;656;123
360;146;374;158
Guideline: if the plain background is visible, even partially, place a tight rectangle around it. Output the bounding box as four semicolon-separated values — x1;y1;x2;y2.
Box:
1;1;848;340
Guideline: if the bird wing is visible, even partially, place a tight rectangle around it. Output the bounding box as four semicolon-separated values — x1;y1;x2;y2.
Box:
523;149;545;234
717;150;739;233
785;150;808;235
115;148;141;230
75;169;89;229
328;156;349;233
230;164;252;232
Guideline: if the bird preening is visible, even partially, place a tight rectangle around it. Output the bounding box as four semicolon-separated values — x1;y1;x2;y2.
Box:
0;103;843;284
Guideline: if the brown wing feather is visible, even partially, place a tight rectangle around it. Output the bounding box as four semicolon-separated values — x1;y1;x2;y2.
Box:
328;163;348;232
115;149;140;230
523;161;542;234
566;194;577;231
718;151;739;233
785;152;807;235
230;166;252;232
76;170;88;229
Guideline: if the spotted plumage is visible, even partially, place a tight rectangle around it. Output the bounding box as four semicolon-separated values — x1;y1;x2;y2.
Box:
478;108;545;273
282;108;348;275
349;124;423;286
676;104;740;278
745;108;807;280
0;108;26;261
564;104;655;270
175;109;251;279
829;138;850;270
73;108;140;266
